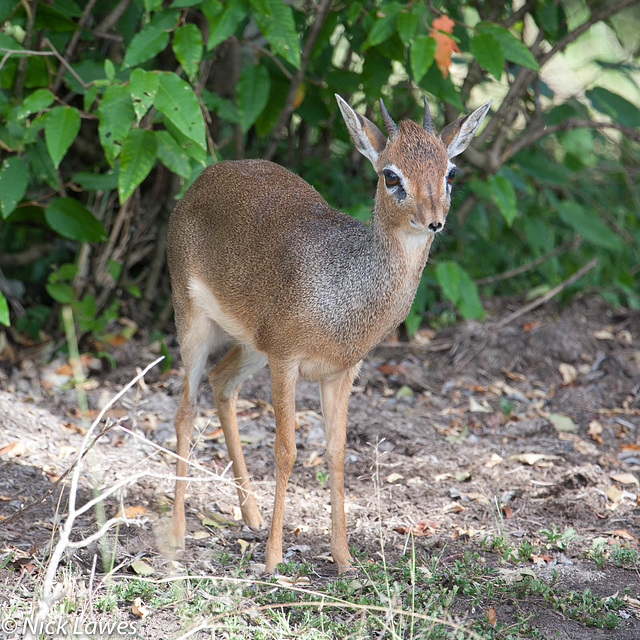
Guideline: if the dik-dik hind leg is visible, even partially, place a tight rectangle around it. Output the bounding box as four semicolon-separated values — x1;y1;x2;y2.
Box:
319;365;360;573
265;359;299;573
209;344;267;529
171;314;218;548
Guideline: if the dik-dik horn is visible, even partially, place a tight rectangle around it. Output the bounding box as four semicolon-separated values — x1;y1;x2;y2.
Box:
166;94;490;572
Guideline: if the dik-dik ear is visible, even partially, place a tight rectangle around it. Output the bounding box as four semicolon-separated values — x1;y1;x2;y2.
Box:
440;100;492;159
335;94;387;168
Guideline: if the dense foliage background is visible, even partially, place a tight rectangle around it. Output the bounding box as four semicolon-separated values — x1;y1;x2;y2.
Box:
0;0;638;347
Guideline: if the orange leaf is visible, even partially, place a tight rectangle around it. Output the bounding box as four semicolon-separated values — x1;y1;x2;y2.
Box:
0;441;27;458
486;607;496;626
116;505;147;518
429;15;460;78
611;528;638;542
55;363;73;376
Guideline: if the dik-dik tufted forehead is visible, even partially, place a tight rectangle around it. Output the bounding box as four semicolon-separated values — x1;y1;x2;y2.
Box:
383;119;449;183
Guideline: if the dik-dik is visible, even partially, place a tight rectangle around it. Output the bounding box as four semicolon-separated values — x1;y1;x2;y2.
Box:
167;94;490;573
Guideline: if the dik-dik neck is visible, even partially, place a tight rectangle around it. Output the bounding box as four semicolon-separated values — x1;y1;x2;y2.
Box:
340;201;434;349
368;198;435;282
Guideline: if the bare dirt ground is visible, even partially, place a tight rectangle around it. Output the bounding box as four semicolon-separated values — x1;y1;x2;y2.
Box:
1;296;639;638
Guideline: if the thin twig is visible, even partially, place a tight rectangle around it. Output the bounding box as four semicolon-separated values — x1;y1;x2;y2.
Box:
500;119;640;166
247;42;293;80
53;0;99;93
42;38;88;90
0;422;117;528
474;237;582;286
538;0;636;67
25;358;164;640
92;0;132;35
494;257;598;330
479;0;634;160
263;0;333;161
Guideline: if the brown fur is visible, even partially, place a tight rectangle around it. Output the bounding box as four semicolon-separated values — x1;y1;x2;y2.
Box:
167;95;490;572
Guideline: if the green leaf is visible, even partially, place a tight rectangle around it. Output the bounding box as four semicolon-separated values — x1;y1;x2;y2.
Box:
0;155;29;218
478;23;539;70
0;292;8;326
45;282;75;304
118;129;158;203
98;83;135;164
163;119;207;164
363;3;399;49
108;260;122;282
236;63;270;133
83;84;100;113
173;23;203;82
206;1;247;50
436;261;484;320
129;68;159;121
410;35;436;83
469;32;504;80
104;58;116;80
45;106;81;169
396;10;419;46
25;139;57;189
252;0;301;68
155;130;192;179
17;88;55;120
34;3;77;31
55;263;79;281
488;175;517;226
586;87;640;128
45;198;107;242
154;72;206;149
123;25;169;69
72;170;118;191
557;201;622;251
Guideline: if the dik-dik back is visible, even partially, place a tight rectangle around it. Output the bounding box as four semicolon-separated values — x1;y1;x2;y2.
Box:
167;95;490;573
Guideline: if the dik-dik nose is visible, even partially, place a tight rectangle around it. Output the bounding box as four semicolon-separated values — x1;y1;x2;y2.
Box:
428;221;443;232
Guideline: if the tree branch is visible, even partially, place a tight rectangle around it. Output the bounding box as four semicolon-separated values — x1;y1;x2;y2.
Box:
263;0;332;161
538;0;637;67
500;118;640;166
92;0;132;36
478;0;635;168
475;236;582;286
53;0;99;93
494;257;598;330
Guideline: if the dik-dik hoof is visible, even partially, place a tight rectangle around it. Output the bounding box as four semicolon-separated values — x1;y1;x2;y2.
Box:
245;514;265;531
168;519;186;551
333;555;354;574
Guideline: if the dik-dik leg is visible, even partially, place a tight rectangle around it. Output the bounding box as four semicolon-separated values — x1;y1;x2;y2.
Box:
264;359;299;572
319;365;360;572
209;344;267;529
171;313;218;548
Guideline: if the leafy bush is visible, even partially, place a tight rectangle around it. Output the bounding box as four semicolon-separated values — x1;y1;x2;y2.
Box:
0;0;638;339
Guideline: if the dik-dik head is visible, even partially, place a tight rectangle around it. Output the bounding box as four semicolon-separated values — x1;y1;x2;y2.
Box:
336;94;491;236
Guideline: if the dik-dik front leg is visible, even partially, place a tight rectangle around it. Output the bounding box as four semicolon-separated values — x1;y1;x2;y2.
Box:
320;365;360;573
265;359;299;573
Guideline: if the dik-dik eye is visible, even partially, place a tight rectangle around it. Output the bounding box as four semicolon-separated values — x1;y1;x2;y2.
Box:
384;170;400;188
446;167;457;184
